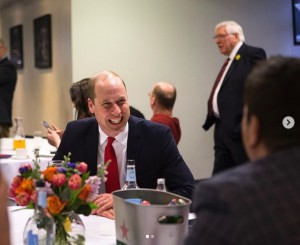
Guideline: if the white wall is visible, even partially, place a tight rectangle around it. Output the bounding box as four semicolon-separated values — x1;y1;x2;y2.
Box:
0;0;72;136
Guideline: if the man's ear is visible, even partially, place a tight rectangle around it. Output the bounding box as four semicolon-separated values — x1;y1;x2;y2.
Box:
87;98;94;114
150;95;156;107
248;115;261;148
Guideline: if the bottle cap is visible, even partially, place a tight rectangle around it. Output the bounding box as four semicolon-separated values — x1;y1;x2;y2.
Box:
35;180;45;188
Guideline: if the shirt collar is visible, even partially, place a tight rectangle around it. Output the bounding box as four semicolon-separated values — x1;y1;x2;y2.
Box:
98;123;129;146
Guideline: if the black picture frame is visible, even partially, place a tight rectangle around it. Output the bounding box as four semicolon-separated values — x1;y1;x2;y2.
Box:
34;14;52;68
292;0;300;45
9;25;23;69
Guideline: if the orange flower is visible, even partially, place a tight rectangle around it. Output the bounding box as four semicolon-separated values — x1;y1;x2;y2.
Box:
15;179;34;195
47;196;66;215
42;166;57;182
78;184;91;201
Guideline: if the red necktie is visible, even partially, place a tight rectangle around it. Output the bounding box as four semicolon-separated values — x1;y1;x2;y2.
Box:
104;137;120;193
207;58;230;116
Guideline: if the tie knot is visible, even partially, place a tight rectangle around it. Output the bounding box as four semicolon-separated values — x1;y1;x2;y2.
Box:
107;137;115;145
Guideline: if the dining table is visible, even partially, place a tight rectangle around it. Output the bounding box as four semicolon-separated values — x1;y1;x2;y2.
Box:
0;137;56;186
8;206;116;245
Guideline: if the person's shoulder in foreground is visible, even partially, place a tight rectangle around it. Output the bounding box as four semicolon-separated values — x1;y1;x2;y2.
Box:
186;146;300;245
185;56;300;245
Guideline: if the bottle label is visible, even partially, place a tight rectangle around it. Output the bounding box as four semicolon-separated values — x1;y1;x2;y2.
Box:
38;191;47;208
27;230;38;245
126;168;136;182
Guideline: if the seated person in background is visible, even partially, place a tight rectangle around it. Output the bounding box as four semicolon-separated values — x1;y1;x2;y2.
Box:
0;171;11;245
185;56;300;245
53;70;195;219
47;78;93;148
149;82;181;144
129;106;145;119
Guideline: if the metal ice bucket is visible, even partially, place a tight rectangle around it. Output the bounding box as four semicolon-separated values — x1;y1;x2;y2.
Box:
112;189;191;245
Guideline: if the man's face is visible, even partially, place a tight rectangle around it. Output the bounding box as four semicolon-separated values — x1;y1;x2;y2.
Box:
88;75;130;137
0;44;7;59
214;25;238;56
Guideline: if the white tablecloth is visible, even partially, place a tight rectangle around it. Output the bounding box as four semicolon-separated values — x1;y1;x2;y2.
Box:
0;138;56;186
8;207;116;245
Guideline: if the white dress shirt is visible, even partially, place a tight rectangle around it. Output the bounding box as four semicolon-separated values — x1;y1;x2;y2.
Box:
97;123;128;193
212;41;243;118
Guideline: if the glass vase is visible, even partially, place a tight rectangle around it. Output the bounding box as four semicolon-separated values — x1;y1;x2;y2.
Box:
55;211;85;245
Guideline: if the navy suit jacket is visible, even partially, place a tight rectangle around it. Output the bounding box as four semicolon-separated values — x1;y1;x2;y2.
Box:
203;43;266;136
54;116;195;199
185;146;300;245
0;57;17;126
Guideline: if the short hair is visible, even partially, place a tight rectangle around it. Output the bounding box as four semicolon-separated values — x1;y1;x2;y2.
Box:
215;20;245;42
244;56;300;152
153;83;176;110
88;70;126;102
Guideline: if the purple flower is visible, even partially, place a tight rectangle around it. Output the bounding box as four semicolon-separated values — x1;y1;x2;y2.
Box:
56;167;67;173
85;176;101;202
66;162;76;169
19;164;32;174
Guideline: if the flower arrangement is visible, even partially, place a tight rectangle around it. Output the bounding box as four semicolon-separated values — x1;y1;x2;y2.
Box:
9;150;109;244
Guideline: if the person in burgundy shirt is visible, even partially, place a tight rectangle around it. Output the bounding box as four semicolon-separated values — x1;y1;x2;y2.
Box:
149;82;181;144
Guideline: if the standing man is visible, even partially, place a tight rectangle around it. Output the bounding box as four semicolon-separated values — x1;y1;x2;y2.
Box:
0;38;17;138
53;71;195;218
149;82;181;144
203;21;266;174
185;56;300;245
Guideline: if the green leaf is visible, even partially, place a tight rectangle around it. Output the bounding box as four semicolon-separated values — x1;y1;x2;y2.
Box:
76;203;92;216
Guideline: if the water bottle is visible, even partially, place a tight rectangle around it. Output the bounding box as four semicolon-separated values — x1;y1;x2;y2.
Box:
156;178;167;191
23;180;56;244
122;159;139;189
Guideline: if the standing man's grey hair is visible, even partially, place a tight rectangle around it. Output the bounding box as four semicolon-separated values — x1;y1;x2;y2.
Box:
215;20;245;42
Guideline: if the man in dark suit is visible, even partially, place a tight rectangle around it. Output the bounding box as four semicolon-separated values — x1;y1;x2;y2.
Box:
53;70;195;219
0;38;17;138
185;56;300;244
203;21;266;174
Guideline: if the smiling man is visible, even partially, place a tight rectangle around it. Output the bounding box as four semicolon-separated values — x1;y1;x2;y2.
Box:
53;71;195;219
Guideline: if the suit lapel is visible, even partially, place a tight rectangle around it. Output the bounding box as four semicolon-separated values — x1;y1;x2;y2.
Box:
221;44;246;88
86;119;99;175
127;117;143;164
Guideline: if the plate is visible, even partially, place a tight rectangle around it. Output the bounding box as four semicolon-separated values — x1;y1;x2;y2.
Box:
11;155;31;160
38;153;55;158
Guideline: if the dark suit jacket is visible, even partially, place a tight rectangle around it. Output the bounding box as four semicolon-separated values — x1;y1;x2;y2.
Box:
203;43;266;136
185;146;300;245
54;116;195;199
0;57;17;126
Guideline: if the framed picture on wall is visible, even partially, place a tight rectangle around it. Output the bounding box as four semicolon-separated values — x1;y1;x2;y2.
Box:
9;25;23;69
292;0;300;45
34;14;52;68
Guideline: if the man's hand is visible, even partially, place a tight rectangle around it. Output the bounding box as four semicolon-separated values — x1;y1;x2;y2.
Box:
92;193;115;219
